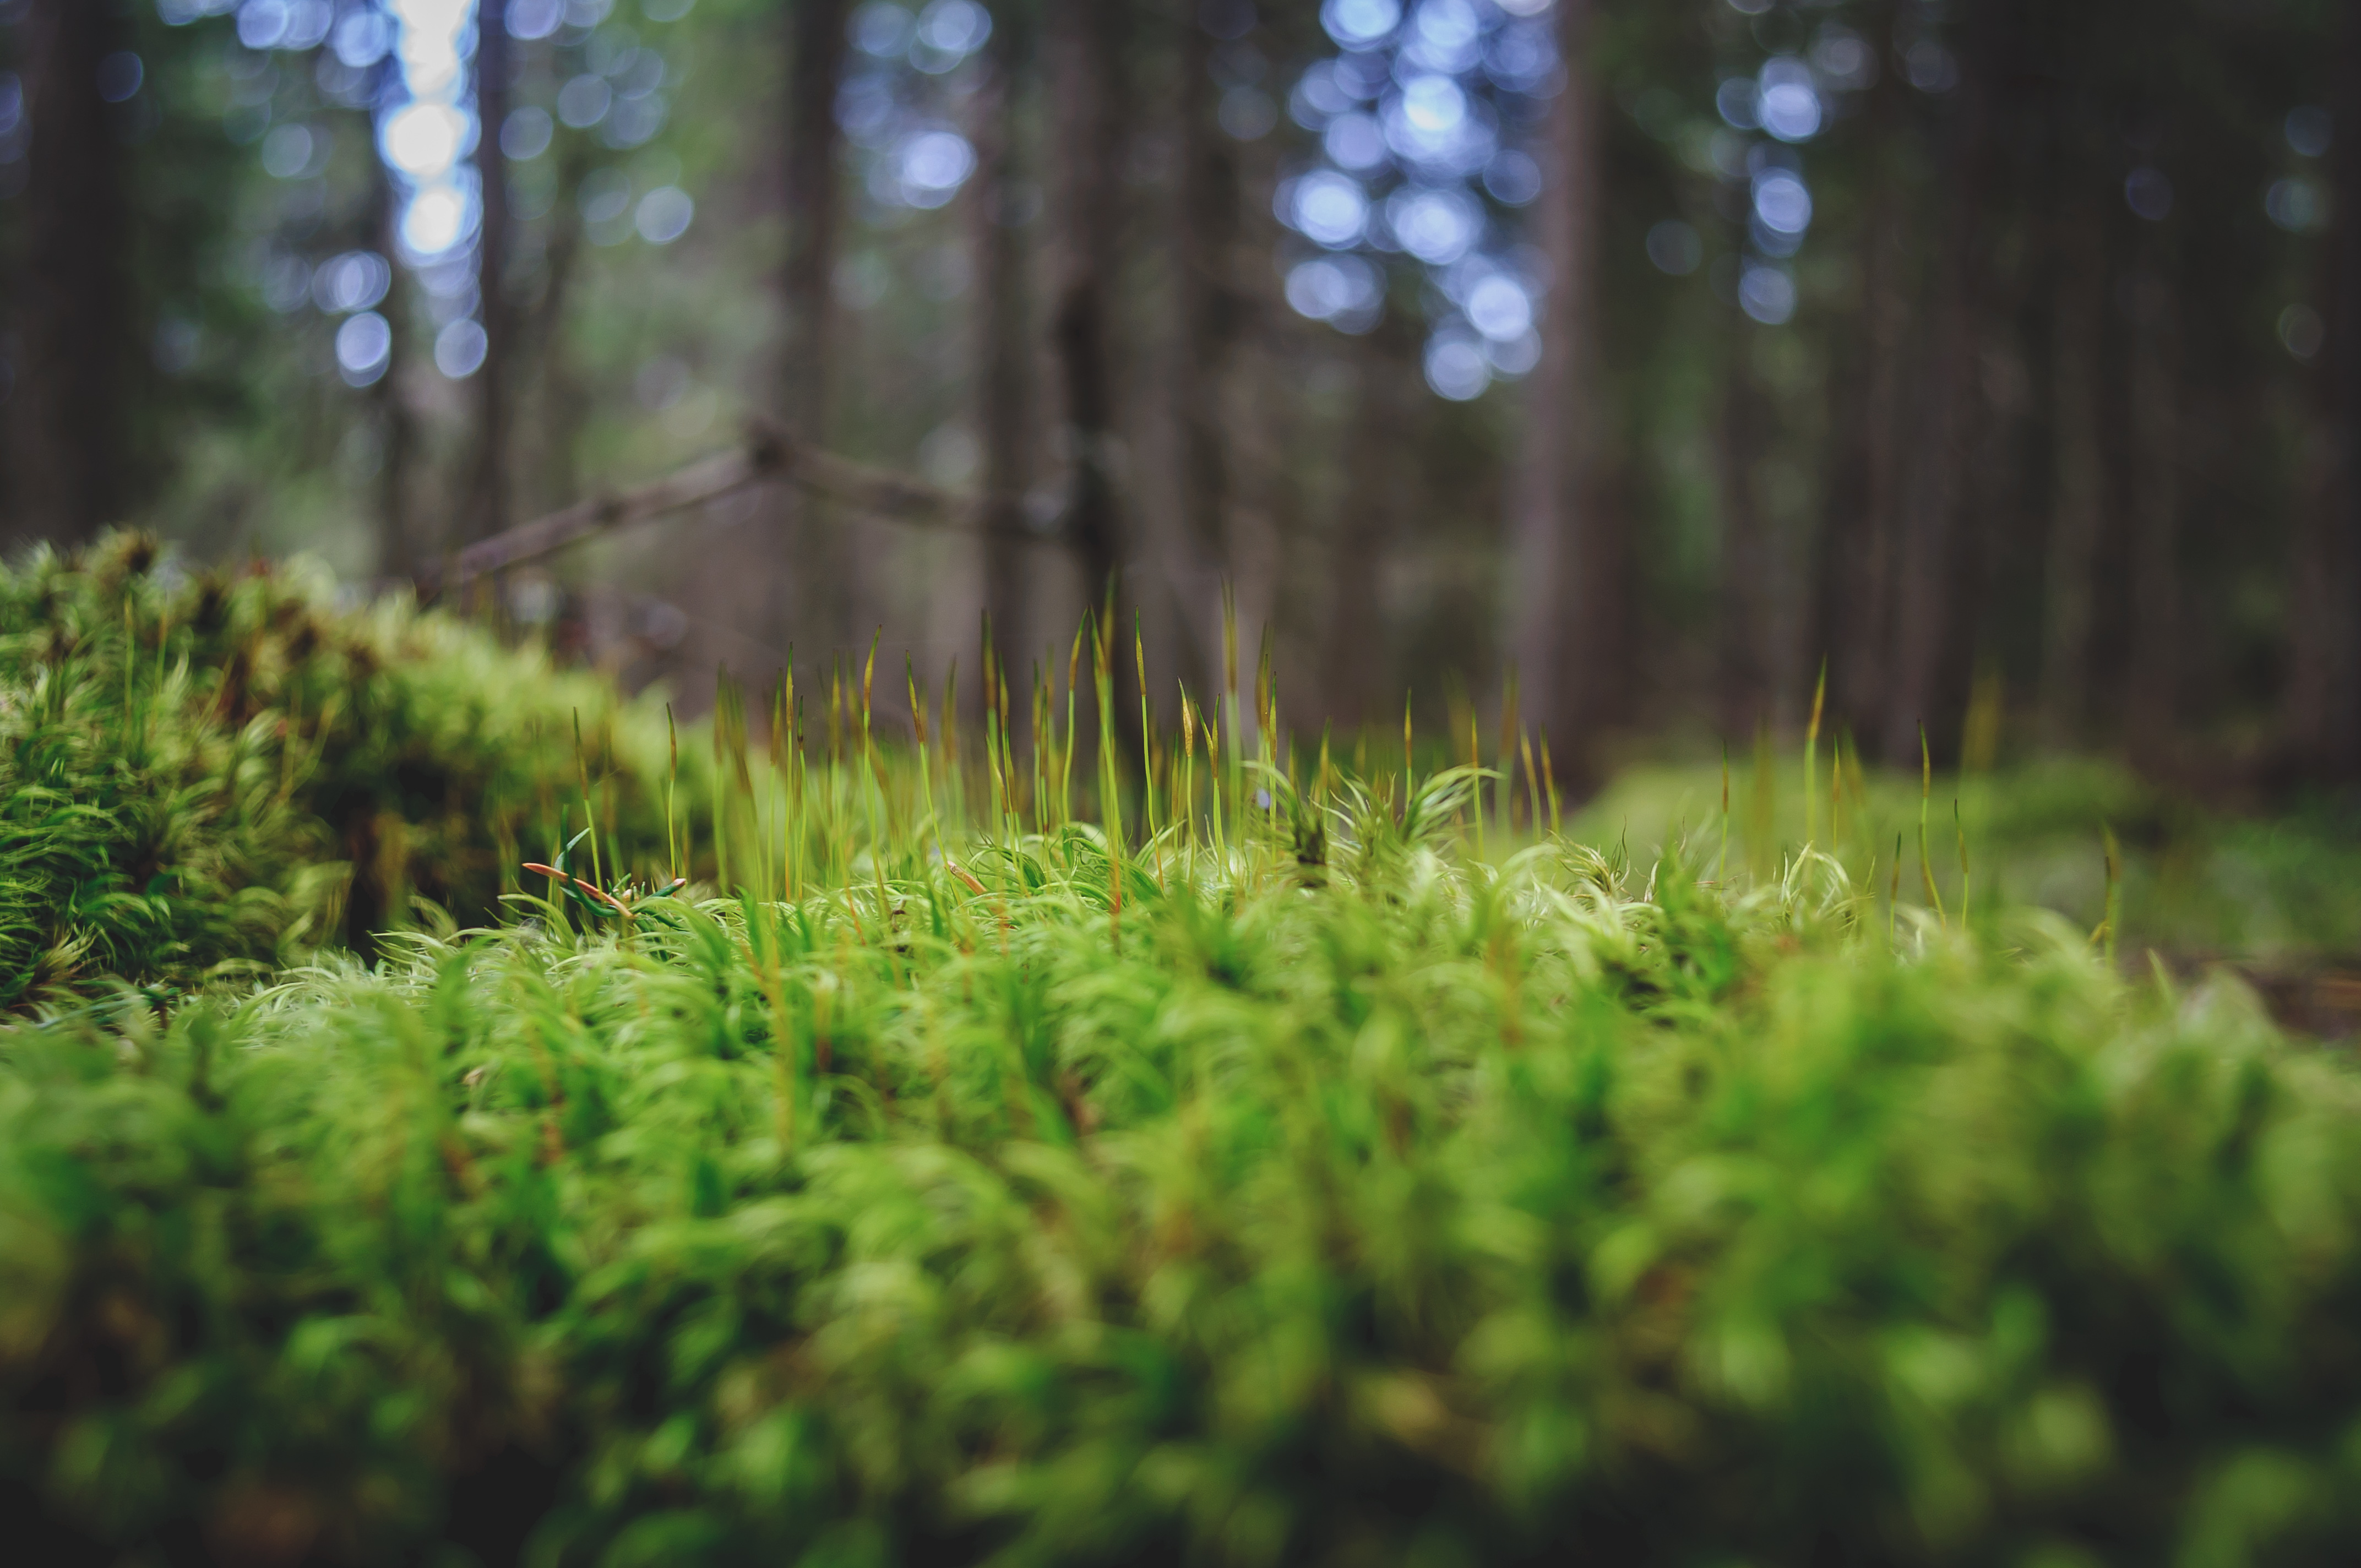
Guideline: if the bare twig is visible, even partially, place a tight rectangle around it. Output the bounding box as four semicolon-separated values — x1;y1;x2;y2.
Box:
425;417;1055;597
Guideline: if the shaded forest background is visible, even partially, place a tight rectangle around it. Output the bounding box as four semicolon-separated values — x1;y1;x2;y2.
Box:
1;0;2357;795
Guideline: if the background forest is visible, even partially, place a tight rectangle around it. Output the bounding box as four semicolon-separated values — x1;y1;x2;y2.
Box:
1;0;2355;794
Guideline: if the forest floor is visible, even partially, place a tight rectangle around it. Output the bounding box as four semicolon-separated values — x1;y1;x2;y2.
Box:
9;539;2361;1564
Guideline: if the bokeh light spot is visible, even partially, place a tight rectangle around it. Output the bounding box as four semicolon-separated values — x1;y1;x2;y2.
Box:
335;311;393;383
635;185;694;243
1423;334;1489;400
434;318;489;378
1291;171;1369;248
1739;262;1796;325
503;106;556;162
1321;0;1400;49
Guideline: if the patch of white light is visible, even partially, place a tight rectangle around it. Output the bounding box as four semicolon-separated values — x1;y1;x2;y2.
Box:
1281;1;1570;401
1756;57;1821;143
1385;74;1495;179
1423;331;1489;401
1739;262;1796;326
1403;0;1482;74
382;0;480;267
1285;253;1384;333
1320;0;1401;50
1753;169;1811;235
1324;112;1388;171
896;128;976;208
236;1;335;53
335;311;393;385
1286;171;1372;249
1386;184;1479;265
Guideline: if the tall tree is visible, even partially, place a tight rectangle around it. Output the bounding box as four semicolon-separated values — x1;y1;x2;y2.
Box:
467;1;514;548
2321;0;2361;776
969;0;1034;661
1321;319;1417;728
6;0;133;549
1507;0;1614;783
1047;0;1129;654
2124;245;2182;761
1717;330;1772;742
1824;0;1911;750
1170;0;1243;673
2041;153;2109;747
781;0;851;652
1882;4;2001;764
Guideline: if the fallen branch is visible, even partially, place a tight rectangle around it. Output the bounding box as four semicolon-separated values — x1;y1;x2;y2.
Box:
427;417;1051;596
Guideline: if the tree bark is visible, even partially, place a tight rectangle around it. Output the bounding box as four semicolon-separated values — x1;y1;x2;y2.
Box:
2124;253;2182;762
1717;329;1771;741
2323;0;2361;776
1047;0;1129;650
467;2;514;547
1171;0;1243;669
1826;0;1909;749
781;0;851;652
6;0;134;550
1507;0;1613;783
1881;6;1998;765
1321;319;1416;728
969;0;1033;661
2041;174;2107;747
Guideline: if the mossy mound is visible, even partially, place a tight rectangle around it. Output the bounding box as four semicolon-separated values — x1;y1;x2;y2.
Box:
0;533;692;1008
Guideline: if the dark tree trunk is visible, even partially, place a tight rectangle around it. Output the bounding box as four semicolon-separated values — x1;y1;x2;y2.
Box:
1171;0;1242;668
467;3;513;548
2124;256;2182;761
7;0;133;550
1827;0;1910;748
1717;329;1771;741
970;0;1033;661
781;0;851;652
522;136;595;518
2322;0;2361;777
1882;7;1999;765
1508;0;1615;783
1321;319;1416;728
2042;170;2108;747
1047;0;1129;647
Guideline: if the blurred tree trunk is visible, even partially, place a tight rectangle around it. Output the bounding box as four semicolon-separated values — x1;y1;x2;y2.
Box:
523;136;595;518
1825;0;1909;749
1717;330;1771;741
2314;0;2361;777
1508;0;1614;785
1171;1;1242;681
969;0;1033;662
2041;171;2108;747
6;0;133;550
1047;0;1130;673
372;161;417;582
465;4;513;549
781;0;851;652
1323;318;1416;728
2124;255;2182;762
1882;7;1998;765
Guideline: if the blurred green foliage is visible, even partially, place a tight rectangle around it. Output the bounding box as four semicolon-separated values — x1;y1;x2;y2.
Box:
0;533;696;1006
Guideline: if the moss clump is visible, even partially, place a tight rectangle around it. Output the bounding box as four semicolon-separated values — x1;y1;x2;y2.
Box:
6;814;2361;1565
0;533;694;1006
